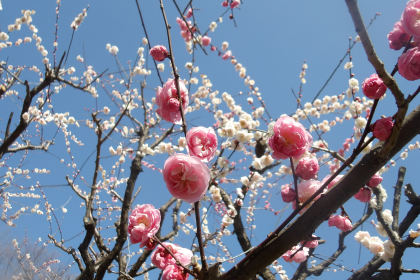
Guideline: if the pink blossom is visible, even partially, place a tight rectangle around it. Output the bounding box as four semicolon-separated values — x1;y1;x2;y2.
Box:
163;154;210;203
186;8;193;18
231;0;240;9
354;188;372;203
328;215;352;231
371;117;393;141
201;36;211;46
268;116;313;160
181;30;193;42
162;265;189;280
388;21;410;50
282;246;309;263
222;1;229;7
151;242;193;269
281;185;296;203
156;79;189;124
402;0;420;38
292;180;325;212
300;235;319;248
222;50;232;60
361;74;387;99
398;46;420;81
127;204;161;247
149;45;169;62
176;18;188;31
321;175;344;189
186;127;218;162
367;174;383;188
296;157;319;180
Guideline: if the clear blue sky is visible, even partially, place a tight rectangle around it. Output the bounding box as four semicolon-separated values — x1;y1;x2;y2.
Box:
1;0;419;279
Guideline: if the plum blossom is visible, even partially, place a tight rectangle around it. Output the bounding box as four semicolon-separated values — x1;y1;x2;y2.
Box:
282;246;309;263
401;0;420;38
162;265;189;280
268;116;313;160
398;46;420;81
186;127;218;162
186;8;193;18
201;36;211;46
388;21;410;50
293;180;325;212
231;0;240;9
296;156;319;180
127;204;161;248
300;235;319;248
371;117;393;141
382;240;395;262
222;50;232;60
150;45;169;62
328;215;352;231
163;154;210;203
361;74;387;99
354;188;372;203
367;174;383;188
156;79;189;124
151;242;193;269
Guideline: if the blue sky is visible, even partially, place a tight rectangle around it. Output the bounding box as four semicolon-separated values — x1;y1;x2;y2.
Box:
1;0;419;279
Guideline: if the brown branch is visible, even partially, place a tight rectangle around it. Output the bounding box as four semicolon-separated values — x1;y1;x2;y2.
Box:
66;175;88;201
392;167;406;232
0;71;54;159
6;140;53;153
4;112;14;141
134;0;164;86
194;201;208;275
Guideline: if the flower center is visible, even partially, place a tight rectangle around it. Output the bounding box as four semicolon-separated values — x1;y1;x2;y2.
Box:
137;216;149;227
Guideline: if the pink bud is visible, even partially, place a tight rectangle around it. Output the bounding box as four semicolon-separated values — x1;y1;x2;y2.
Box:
201;36;211;46
211;46;216;51
149;45;169;62
222;1;229;7
296;157;319;180
354;187;372;203
328;215;352;231
362;74;387;99
367;174;383;188
371;117;393;141
186;8;193;18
